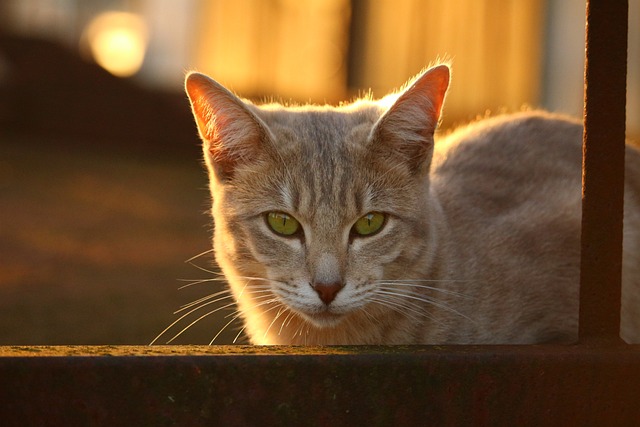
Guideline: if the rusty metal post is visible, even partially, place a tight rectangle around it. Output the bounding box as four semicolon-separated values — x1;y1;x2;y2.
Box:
579;0;628;343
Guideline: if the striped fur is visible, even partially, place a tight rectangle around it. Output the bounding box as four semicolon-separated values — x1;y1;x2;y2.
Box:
185;65;640;345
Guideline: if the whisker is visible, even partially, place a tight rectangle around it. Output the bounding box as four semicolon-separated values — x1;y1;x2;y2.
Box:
158;262;282;345
378;282;476;300
375;292;448;317
368;297;424;322
234;277;279;298
151;297;236;345
236;279;251;298
210;299;271;345
211;294;282;344
358;306;378;324
371;294;450;326
225;274;287;285
263;306;289;340
166;301;237;344
185;248;215;264
233;326;246;344
176;290;232;313
186;261;219;276
376;289;474;322
214;296;282;345
278;311;296;336
377;278;472;284
375;281;474;299
224;289;274;316
177;277;227;290
210;312;243;345
159;278;272;343
292;318;308;338
150;293;236;345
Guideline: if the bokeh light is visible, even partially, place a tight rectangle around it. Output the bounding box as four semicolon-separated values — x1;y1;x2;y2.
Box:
84;11;148;78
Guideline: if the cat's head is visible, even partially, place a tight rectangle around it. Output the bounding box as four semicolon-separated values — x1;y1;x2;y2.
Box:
185;65;449;337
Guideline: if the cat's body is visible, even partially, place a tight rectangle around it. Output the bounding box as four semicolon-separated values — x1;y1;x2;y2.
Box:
184;65;640;345
431;112;640;344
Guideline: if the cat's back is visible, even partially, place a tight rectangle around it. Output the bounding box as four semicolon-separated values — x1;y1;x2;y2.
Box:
431;112;586;301
432;111;584;220
429;110;640;344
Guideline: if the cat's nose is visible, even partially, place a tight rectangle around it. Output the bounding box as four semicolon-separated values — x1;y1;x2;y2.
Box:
312;282;343;305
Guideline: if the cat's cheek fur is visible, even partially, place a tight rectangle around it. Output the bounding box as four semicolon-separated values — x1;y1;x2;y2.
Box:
186;65;640;345
240;230;337;324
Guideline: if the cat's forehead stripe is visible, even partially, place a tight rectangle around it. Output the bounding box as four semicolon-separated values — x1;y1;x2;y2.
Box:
263;111;369;218
278;184;295;212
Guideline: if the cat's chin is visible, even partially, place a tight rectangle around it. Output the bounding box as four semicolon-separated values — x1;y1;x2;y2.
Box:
302;311;346;328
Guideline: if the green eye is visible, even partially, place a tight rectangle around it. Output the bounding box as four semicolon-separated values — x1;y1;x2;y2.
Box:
266;212;300;236
352;212;386;236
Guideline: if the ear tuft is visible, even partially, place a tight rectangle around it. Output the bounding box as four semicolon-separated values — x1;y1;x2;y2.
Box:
372;65;450;173
185;72;265;179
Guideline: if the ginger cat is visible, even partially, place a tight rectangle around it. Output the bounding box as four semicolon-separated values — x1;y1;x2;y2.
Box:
181;64;640;345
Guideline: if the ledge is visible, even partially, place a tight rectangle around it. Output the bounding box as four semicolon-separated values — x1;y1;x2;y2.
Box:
3;343;639;357
2;345;640;426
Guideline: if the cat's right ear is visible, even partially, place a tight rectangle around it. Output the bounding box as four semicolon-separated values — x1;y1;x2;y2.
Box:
185;72;267;180
371;65;450;174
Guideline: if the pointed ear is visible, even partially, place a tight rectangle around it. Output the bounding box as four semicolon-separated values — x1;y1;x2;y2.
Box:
185;72;267;180
371;65;450;173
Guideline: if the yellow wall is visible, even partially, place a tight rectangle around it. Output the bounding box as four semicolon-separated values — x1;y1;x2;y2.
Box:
194;0;543;126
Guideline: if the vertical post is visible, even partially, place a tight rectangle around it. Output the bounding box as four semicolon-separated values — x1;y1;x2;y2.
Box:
579;0;628;343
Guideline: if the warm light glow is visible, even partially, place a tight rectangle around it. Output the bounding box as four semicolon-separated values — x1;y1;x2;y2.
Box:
84;12;148;78
196;0;350;103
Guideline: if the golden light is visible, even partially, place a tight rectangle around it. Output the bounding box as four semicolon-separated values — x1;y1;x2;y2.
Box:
195;0;350;103
84;12;148;78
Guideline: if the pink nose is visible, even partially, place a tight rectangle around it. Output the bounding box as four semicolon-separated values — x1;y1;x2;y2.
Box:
312;282;343;305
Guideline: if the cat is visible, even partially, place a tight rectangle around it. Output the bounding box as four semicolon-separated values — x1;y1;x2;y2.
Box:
182;64;640;345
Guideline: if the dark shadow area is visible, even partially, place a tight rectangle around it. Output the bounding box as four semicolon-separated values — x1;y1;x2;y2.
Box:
0;34;237;345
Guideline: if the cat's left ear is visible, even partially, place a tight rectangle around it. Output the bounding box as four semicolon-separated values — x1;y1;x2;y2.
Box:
185;72;269;181
371;65;450;174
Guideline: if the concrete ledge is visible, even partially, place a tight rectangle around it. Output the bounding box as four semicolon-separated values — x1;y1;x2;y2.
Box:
2;345;640;426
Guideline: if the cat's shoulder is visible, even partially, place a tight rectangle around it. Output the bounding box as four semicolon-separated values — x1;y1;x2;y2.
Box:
439;110;582;149
434;110;584;171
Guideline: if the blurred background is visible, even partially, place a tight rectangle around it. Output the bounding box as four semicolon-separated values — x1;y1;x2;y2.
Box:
0;0;638;345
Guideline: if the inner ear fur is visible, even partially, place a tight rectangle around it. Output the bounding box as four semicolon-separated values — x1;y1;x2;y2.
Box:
185;72;269;180
371;65;450;173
